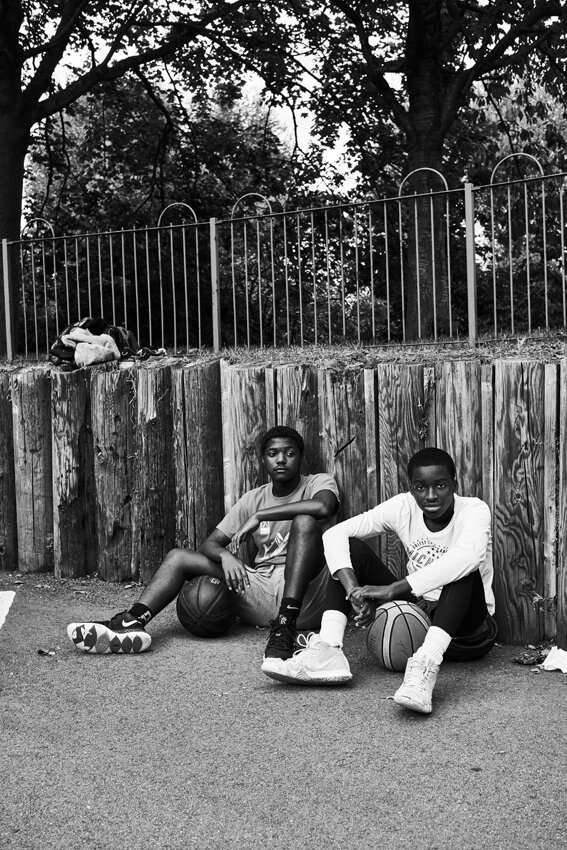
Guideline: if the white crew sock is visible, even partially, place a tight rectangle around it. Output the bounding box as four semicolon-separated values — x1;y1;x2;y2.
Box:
319;610;348;647
415;625;452;666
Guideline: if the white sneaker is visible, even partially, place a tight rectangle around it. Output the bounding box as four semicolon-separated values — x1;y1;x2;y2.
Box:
393;654;439;714
261;633;352;685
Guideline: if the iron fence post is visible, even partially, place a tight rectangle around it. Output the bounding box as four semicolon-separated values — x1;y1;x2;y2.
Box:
2;239;14;360
464;182;477;346
209;217;221;352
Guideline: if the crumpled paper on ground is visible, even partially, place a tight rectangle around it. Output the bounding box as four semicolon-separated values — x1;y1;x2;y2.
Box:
538;646;567;672
0;590;16;630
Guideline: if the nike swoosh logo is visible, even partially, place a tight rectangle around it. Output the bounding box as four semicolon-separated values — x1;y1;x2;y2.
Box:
122;619;140;628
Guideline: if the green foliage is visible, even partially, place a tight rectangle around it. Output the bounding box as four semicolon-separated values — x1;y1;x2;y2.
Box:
25;76;298;228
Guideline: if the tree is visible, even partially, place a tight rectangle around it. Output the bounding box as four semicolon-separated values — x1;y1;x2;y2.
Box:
3;1;567;351
25;77;296;229
280;1;567;336
0;0;297;351
22;75;301;351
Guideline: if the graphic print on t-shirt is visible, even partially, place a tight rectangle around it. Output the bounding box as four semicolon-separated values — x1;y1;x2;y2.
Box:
407;536;448;570
256;529;289;565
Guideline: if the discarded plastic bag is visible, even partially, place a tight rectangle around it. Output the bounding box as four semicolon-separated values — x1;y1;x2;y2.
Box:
539;646;567;672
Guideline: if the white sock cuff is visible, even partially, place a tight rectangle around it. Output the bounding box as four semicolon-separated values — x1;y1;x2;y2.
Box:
319;610;348;647
417;625;452;665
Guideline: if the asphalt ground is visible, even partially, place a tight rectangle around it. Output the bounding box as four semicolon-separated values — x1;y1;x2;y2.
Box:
1;573;566;850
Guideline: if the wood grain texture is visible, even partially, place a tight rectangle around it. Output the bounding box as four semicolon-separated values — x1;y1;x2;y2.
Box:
132;362;175;583
317;369;367;523
435;360;482;498
172;360;224;551
481;363;494;513
220;362;267;512
11;366;53;573
376;363;424;577
274;365;321;473
364;369;379;509
493;360;546;644
51;369;96;578
542;363;558;639
265;367;276;430
0;369;17;571
422;365;436;448
90;366;134;582
557;359;567;649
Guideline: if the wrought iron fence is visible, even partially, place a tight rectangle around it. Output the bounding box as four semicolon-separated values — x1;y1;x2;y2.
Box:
2;156;566;358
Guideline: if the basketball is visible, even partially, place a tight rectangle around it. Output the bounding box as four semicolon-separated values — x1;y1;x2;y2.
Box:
366;601;431;671
176;575;238;638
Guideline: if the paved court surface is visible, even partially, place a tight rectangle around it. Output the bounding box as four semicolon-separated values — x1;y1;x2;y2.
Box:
1;574;566;850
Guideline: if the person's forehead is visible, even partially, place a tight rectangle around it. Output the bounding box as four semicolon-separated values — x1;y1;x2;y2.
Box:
411;463;453;481
264;437;298;452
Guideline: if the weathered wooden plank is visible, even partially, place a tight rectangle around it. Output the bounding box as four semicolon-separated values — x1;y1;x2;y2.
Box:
376;364;424;577
493;360;546;644
265;367;276;430
542;363;558;639
557;359;567;650
480;363;494;513
435;360;482;498
317;369;367;523
11;365;53;573
274;365;321;473
132;362;175;583
364;369;379;510
172;360;224;551
422;365;436;448
0;368;17;571
51;369;96;578
220;362;267;512
90;366;134;582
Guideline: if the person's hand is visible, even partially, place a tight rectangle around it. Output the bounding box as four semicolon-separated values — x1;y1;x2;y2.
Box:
346;590;376;628
349;584;393;604
220;551;251;594
229;515;261;552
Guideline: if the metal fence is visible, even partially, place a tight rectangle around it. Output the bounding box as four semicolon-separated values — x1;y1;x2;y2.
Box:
2;155;567;358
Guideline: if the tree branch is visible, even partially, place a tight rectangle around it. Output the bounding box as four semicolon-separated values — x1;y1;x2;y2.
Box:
328;0;412;136
440;0;564;134
23;0;249;123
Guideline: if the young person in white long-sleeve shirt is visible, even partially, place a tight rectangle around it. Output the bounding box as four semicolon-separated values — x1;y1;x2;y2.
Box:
262;447;498;715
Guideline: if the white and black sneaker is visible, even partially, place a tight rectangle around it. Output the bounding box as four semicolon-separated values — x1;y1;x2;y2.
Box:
67;611;151;654
262;633;353;684
262;615;297;662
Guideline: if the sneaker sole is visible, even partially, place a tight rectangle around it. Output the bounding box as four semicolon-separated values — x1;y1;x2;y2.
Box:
261;660;352;685
393;693;432;714
67;623;151;654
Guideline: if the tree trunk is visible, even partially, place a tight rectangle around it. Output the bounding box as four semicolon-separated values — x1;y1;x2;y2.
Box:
0;0;29;355
403;0;450;340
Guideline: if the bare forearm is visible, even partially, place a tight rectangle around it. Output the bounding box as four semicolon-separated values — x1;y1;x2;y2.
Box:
253;499;332;522
198;539;226;563
335;567;360;596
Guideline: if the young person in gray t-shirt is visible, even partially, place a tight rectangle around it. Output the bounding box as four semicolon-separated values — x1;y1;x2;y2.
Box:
67;426;340;670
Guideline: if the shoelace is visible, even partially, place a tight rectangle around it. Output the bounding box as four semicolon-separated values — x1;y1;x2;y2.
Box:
404;661;435;687
293;632;321;656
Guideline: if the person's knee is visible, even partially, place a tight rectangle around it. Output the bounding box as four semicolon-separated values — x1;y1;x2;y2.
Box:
290;514;321;538
160;547;199;571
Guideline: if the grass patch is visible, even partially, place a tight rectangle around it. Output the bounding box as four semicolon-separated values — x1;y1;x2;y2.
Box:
1;330;566;371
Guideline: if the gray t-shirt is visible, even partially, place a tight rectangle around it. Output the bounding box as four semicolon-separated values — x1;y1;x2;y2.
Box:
217;473;339;570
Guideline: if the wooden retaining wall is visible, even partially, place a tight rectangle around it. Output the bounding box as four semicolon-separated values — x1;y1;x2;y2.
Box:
0;357;565;648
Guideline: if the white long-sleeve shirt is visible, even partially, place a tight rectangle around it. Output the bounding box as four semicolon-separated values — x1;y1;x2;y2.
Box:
323;492;495;614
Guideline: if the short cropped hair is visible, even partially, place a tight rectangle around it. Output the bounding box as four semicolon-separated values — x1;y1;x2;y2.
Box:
407;447;456;480
260;426;305;457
